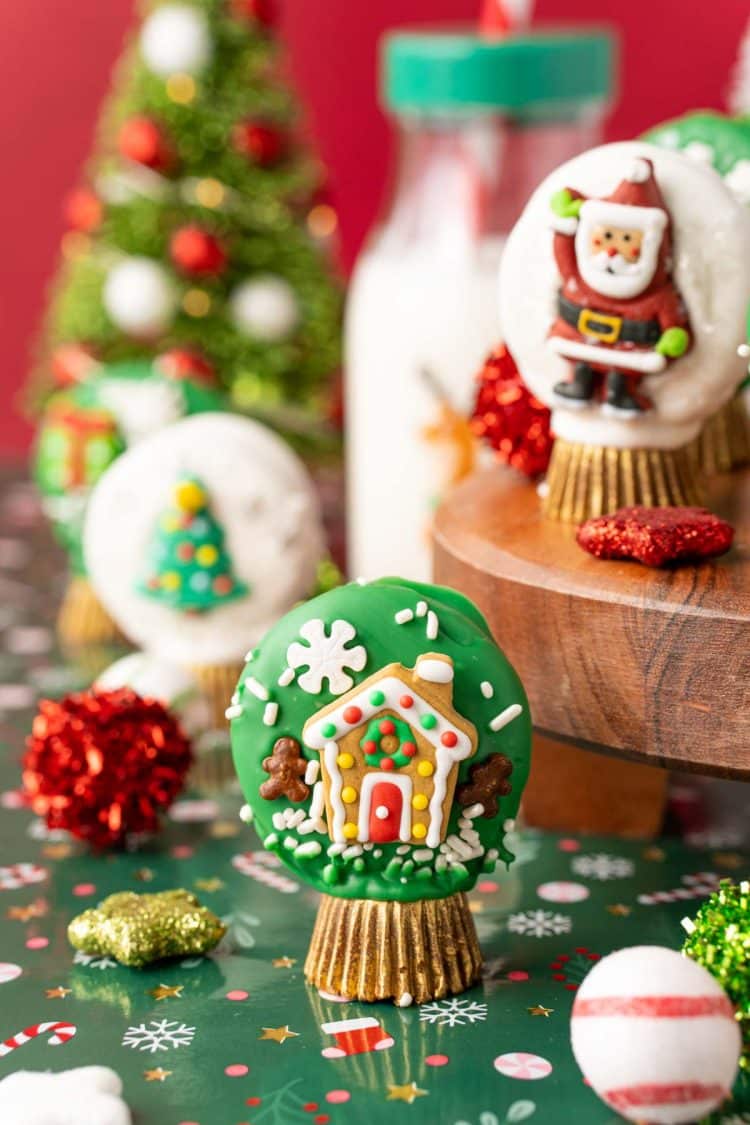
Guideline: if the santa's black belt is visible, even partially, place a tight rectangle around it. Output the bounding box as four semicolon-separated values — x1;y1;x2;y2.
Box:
557;295;661;346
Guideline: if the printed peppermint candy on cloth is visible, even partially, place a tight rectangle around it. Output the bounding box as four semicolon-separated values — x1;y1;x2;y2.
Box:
570;945;742;1124
231;577;531;1004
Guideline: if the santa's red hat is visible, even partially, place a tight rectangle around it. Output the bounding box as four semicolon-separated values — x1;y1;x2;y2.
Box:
603;157;668;217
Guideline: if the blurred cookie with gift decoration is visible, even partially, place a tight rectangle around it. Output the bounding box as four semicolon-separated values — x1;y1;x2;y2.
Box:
84;413;330;750
230;577;531;1004
499;142;750;521
34;357;224;646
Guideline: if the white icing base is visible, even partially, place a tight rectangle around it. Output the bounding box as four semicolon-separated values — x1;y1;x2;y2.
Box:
499;142;750;451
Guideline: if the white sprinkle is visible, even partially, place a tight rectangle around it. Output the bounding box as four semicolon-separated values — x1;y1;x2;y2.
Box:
287;809;306;828
503;818;516;832
245;677;269;701
396;845;411;855
272;812;286;831
309;782;325;820
395;608;414;625
304;760;320;786
263;701;279;726
460;827;481;846
373;849;382;858
486;848;499;861
397;992;413;1008
415;600;428;618
480;681;494;699
489;703;523;732
277;666;295;688
354;576;368;585
244;649;255;662
327;843;347;856
295;841;322;858
230;691;240;705
239;804;253;824
263;832;279;848
363;843;374;852
283;836;298;851
465;803;485;820
681;916;696;934
446;834;480;860
412;849;434;863
435;855;448;872
458;816;472;830
298;819;326;836
426;610;439;640
450;862;469;878
342;845;363;859
225;704;243;720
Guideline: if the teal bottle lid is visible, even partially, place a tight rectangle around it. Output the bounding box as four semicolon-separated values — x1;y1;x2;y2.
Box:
382;26;616;120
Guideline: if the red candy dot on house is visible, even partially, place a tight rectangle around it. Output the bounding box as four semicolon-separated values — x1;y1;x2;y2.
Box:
380;758;395;771
379;719;395;735
343;706;362;725
225;1064;249;1078
441;731;458;748
400;695;414;708
363;740;377;754
425;1054;449;1067
226;990;249;1001
73;883;96;896
325;1090;351;1104
402;741;416;757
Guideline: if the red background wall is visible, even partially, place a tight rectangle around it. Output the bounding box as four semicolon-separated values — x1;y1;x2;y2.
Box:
1;0;747;456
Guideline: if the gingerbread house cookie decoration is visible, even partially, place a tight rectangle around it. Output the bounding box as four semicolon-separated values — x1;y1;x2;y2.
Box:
230;577;531;1005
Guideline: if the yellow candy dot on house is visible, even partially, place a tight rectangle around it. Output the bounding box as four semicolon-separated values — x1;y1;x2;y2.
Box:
336;752;354;769
341;786;358;805
343;822;358;840
174;480;206;512
412;793;429;811
417;760;435;778
196;544;219;567
161;571;181;591
412;823;427;840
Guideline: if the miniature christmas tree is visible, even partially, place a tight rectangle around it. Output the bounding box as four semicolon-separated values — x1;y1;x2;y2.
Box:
30;0;342;446
139;476;248;611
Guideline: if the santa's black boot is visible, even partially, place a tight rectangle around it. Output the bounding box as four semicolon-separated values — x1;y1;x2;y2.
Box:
553;363;595;406
604;371;645;415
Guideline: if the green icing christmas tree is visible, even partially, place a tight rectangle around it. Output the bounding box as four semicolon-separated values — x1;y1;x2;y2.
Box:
29;0;342;449
139;476;247;611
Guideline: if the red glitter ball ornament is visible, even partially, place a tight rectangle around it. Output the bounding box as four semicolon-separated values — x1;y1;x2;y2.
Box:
170;225;227;277
155;347;216;387
228;0;275;25
576;506;735;568
470;344;553;478
118;116;172;171
22;689;192;849
64;186;103;232
232;120;286;166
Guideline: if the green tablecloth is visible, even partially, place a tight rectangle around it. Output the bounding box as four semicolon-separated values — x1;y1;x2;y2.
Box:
0;474;747;1125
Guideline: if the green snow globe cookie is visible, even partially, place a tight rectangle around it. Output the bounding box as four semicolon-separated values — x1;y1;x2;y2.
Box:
231;577;531;1004
34;357;224;644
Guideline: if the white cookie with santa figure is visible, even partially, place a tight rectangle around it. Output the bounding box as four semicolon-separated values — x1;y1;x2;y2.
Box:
499;142;750;450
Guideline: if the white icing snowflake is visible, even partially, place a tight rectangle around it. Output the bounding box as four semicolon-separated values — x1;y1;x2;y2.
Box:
73;950;118;970
122;1019;195;1053
286;618;367;695
506;910;572;938
571;853;635;881
419;997;488;1027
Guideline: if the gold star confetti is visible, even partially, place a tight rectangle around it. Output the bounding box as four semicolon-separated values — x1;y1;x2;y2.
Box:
713;852;744;870
42;843;73;860
148;984;184;1001
607;904;632;917
272;956;296;968
134;867;156;882
259;1025;299;1044
527;1004;554;1017
209;820;240;839
45;986;71;999
195;877;224;893
144;1067;172;1082
642;846;665;862
468;900;484;914
7;900;47;922
387;1082;428;1104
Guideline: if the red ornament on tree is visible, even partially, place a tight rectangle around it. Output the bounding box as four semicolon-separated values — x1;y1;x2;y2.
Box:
232;120;286;167
155;347;217;387
65;187;103;233
169;225;227;277
50;343;100;388
118;116;172;172
470;344;554;478
228;0;275;26
22;689;192;849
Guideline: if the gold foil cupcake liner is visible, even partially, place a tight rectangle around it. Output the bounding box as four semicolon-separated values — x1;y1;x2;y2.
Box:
188;662;243;791
543;438;704;523
57;576;123;647
693;397;750;475
304;892;483;1005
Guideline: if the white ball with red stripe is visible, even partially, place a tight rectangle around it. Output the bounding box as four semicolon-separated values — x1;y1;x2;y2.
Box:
571;945;741;1124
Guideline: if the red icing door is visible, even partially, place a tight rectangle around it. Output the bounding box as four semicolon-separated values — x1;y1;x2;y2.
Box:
368;781;404;843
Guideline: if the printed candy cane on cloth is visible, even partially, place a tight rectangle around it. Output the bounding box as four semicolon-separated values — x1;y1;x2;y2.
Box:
0;864;48;891
231;852;299;894
0;1022;77;1058
638;873;720;906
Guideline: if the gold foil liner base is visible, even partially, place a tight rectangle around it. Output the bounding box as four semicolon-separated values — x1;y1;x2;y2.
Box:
694;397;750;475
57;577;123;646
543;438;703;523
188;662;243;791
305;892;483;1004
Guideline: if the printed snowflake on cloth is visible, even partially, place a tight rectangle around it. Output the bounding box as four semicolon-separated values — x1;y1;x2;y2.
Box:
507;910;572;938
571;853;635;881
286;618;367;695
73;950;117;970
122;1019;195;1053
419;997;488;1027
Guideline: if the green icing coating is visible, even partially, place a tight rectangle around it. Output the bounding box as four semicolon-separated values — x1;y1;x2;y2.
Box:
231;577;532;903
138;476;247;613
33;359;225;576
644;111;750;179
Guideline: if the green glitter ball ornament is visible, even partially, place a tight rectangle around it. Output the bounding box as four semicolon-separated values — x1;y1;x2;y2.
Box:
683;879;750;1066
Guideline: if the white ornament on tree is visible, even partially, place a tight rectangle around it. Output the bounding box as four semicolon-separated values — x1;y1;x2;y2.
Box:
230;275;299;342
140;4;212;77
103;258;177;337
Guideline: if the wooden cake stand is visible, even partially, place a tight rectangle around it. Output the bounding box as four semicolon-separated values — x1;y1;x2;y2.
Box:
433;465;750;837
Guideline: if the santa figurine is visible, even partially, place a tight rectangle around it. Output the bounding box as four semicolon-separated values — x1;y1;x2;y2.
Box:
547;157;691;414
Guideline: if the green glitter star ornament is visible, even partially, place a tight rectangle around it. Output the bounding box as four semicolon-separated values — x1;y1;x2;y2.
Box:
683;879;750;1066
68;889;226;968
